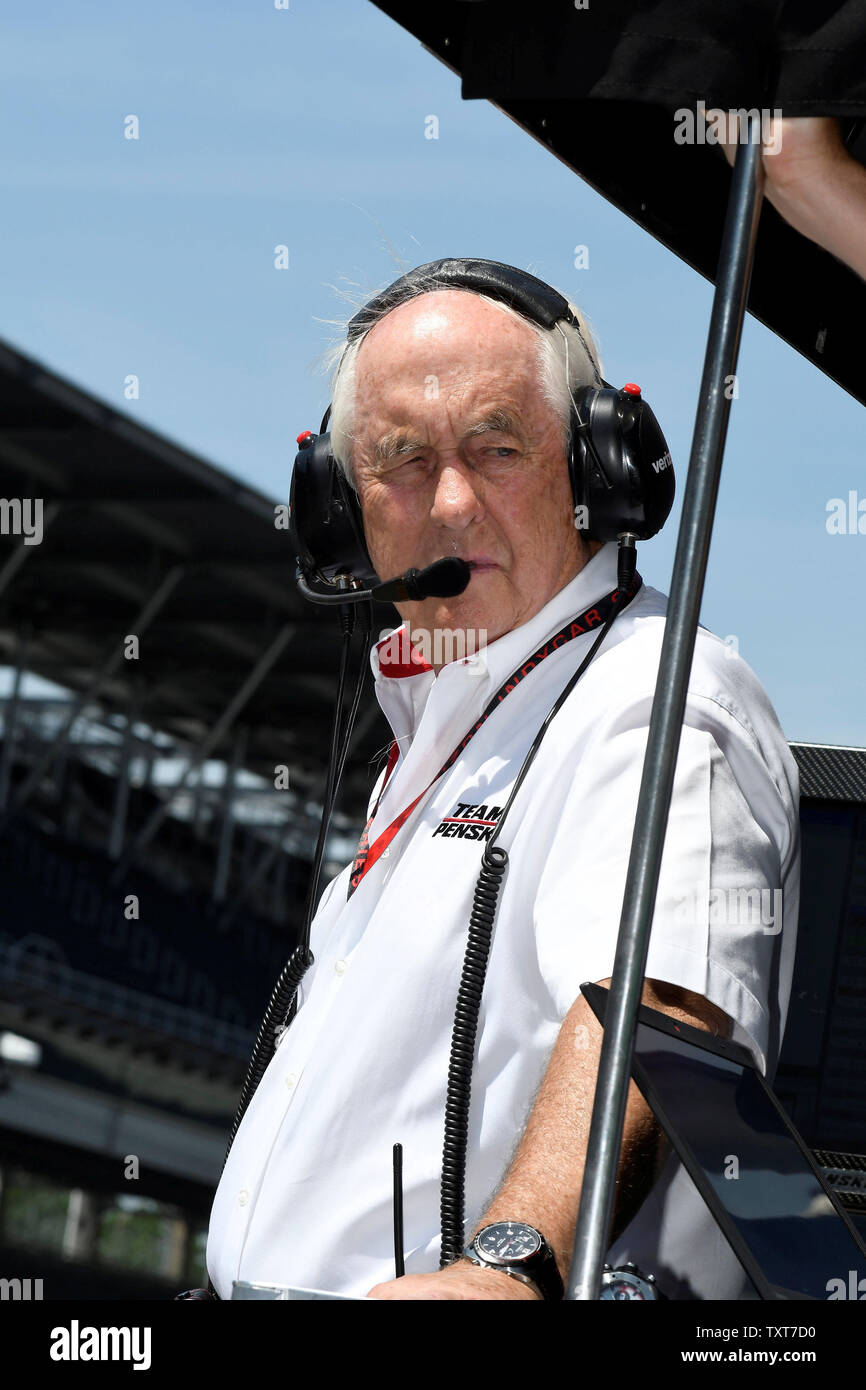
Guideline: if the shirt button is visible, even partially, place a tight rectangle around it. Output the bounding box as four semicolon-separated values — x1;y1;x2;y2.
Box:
381;848;390;859
239;1189;250;1207
285;1072;298;1090
335;959;348;976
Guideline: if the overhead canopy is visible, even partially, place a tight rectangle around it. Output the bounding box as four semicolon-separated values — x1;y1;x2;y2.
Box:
371;0;866;407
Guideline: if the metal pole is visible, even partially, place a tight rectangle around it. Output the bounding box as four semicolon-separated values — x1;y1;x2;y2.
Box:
213;726;246;902
0;630;31;811
190;767;209;842
567;124;765;1300
108;685;141;860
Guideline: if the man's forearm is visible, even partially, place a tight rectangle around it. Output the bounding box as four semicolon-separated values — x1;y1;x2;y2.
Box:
367;977;731;1299
468;977;731;1288
764;151;866;283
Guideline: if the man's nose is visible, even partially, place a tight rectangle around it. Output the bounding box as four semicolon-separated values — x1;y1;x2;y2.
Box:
429;461;485;529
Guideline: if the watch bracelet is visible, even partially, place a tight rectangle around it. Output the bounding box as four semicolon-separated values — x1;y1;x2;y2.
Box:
462;1250;546;1299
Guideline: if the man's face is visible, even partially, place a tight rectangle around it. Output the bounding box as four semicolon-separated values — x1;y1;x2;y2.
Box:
351;290;598;665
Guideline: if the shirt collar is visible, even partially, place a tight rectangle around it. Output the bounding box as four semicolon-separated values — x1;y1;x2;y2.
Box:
370;542;621;744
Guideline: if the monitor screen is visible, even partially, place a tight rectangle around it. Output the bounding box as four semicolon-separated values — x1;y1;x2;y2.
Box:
631;1021;866;1299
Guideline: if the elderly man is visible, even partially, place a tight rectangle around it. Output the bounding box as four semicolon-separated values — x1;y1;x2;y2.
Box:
206;262;800;1301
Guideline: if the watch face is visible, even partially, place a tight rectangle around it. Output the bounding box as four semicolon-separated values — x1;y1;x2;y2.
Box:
475;1223;542;1265
600;1271;654;1300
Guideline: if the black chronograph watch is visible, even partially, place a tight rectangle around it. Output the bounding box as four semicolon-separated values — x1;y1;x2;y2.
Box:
464;1222;564;1300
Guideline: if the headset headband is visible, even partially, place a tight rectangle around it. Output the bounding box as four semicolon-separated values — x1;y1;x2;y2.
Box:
346;257;604;389
347;256;578;339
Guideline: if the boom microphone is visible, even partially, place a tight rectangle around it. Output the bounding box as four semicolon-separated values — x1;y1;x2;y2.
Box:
372;557;472;603
297;556;472;606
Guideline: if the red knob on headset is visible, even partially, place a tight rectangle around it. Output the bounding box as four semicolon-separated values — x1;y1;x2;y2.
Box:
297;430;315;447
622;383;642;397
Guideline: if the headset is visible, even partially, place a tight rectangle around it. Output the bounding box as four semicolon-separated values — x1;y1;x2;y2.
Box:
288;256;675;599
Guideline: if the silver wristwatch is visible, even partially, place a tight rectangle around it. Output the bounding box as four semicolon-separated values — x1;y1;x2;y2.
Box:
464;1222;564;1300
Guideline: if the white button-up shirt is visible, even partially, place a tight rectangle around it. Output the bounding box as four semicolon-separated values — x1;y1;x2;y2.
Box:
207;542;800;1300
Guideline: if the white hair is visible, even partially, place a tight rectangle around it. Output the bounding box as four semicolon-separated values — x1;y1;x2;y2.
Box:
317;277;604;491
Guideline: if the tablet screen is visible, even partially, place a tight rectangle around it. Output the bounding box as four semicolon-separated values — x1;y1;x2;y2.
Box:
632;1022;865;1299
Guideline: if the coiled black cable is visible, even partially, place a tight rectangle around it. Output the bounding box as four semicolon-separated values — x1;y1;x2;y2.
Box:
222;941;315;1162
438;587;639;1267
439;841;509;1264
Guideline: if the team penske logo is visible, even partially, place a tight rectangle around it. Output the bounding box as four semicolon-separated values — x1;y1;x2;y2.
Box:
432;800;504;841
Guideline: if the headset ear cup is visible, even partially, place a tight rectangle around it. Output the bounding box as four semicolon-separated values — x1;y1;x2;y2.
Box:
568;386;602;541
567;386;675;543
289;433;377;585
631;397;676;537
332;465;374;575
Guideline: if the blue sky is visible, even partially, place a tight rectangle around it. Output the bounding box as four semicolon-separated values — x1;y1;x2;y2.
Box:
1;0;864;746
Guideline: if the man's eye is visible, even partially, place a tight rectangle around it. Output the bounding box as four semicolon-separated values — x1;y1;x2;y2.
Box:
385;455;425;471
486;447;516;458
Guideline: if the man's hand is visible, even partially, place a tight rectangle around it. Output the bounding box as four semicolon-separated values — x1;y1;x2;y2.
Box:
367;1260;540;1300
706;112;848;189
703;111;866;281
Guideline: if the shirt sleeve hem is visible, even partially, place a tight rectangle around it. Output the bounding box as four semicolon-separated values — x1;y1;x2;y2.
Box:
578;940;770;1075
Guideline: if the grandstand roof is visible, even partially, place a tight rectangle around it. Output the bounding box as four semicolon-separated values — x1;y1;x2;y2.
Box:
0;336;392;819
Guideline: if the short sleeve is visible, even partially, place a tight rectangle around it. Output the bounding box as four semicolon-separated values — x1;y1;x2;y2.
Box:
532;699;791;1075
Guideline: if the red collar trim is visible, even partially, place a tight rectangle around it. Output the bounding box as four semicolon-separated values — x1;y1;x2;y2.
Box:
376;629;434;679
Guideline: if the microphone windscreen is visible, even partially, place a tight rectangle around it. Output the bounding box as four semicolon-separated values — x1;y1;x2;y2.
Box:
373;557;472;604
415;557;472;599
